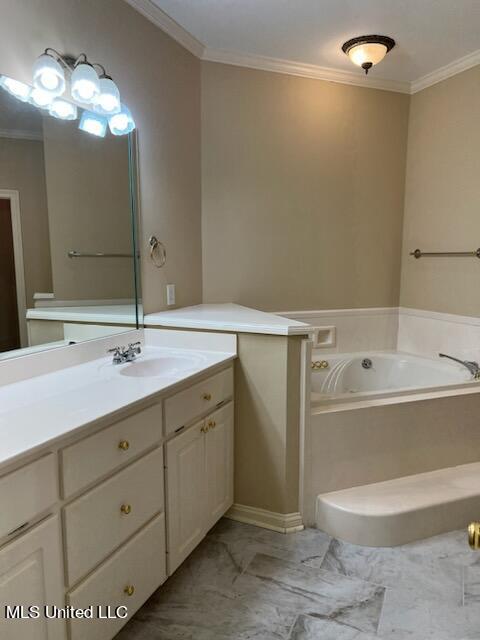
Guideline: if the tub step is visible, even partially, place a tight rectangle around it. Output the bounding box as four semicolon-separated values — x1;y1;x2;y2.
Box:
315;461;480;547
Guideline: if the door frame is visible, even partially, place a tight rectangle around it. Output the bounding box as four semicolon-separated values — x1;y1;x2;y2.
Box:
0;189;27;348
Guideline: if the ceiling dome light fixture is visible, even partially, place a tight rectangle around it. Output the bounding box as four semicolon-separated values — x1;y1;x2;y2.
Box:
342;35;395;74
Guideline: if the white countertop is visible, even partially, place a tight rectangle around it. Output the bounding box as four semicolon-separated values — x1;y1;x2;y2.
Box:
145;303;310;336
0;329;236;471
26;304;138;325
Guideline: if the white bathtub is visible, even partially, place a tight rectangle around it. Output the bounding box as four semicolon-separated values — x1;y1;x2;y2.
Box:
311;351;474;404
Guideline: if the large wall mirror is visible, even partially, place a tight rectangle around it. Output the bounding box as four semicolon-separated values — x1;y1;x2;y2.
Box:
0;80;141;361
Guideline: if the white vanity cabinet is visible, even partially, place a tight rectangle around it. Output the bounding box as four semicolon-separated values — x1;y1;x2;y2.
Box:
0;516;66;640
166;402;234;573
0;362;234;640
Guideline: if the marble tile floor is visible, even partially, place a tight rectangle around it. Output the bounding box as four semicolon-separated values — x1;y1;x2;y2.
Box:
117;519;480;640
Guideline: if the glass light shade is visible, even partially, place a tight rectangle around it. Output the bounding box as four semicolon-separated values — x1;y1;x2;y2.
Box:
71;63;100;104
0;76;31;102
108;104;135;135
93;77;121;115
79;111;107;137
30;87;54;109
33;53;65;96
348;42;388;68
49;98;77;120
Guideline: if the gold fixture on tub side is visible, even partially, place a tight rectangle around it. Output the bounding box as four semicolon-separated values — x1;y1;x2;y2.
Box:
312;360;329;370
468;522;480;549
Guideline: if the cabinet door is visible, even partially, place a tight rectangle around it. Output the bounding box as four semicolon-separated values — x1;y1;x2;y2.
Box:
205;403;234;531
0;515;66;640
166;421;206;574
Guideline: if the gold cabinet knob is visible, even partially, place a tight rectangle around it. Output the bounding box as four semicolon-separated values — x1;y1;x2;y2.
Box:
311;360;329;370
468;522;480;549
124;585;135;596
202;393;212;401
118;440;130;451
207;420;216;430
120;504;132;515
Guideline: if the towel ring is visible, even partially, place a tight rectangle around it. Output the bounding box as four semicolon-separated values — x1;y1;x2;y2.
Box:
149;235;166;268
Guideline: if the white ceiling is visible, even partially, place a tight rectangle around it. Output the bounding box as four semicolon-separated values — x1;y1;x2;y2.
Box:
143;0;480;90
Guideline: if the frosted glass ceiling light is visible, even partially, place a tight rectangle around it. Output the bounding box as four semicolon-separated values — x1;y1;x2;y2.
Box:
94;76;121;115
71;63;100;105
30;87;54;109
0;76;31;102
33;52;66;95
108;104;135;135
79;111;107;137
342;35;395;74
49;98;77;120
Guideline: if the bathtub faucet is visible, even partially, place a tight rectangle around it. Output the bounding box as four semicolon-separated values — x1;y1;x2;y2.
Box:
439;353;480;379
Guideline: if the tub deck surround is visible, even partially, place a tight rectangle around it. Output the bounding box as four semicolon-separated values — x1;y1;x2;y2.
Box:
316;461;480;547
145;303;311;336
0;328;236;472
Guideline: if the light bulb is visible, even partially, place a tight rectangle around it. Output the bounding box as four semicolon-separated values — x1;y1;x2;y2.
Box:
30;87;54;108
94;77;121;115
32;53;65;96
108;104;135;135
0;76;31;102
71;63;100;105
79;111;107;137
49;98;77;120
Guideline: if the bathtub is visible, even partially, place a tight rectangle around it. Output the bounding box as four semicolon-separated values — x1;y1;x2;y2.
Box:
311;351;474;404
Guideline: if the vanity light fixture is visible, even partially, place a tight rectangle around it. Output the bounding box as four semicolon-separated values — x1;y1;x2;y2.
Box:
0;76;31;102
70;61;101;104
32;52;66;96
94;76;121;115
49;98;77;120
79;111;107;137
109;104;136;136
342;35;395;74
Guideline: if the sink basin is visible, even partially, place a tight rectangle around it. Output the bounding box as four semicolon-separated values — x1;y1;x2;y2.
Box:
119;355;205;378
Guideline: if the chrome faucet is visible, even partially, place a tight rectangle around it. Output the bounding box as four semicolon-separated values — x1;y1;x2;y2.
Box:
439;353;480;379
108;342;142;365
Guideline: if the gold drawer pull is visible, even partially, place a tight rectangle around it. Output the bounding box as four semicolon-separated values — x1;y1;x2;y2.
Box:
200;425;208;434
311;360;329;370
202;392;212;401
468;522;480;549
208;420;216;430
124;585;135;596
120;504;132;515
118;440;130;451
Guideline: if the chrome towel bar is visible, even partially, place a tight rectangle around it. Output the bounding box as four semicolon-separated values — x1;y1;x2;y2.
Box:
410;248;480;259
68;250;135;258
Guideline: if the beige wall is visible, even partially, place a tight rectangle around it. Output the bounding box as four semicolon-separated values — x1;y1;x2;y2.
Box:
400;66;480;317
42;118;133;301
0;137;52;306
1;0;202;314
201;62;410;311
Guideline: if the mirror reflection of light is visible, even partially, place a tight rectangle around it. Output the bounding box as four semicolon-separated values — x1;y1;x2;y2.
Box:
49;98;77;120
30;87;54;108
109;105;135;135
79;111;107;137
0;76;31;102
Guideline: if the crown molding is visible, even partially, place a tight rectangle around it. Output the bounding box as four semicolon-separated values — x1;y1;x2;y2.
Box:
0;128;42;141
202;48;411;93
411;48;480;93
125;0;205;58
124;1;480;95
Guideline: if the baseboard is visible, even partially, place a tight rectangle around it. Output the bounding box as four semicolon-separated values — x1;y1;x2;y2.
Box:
225;503;304;534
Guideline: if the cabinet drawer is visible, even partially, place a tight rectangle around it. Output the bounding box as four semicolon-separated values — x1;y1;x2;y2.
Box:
164;367;233;436
61;403;162;498
0;454;57;540
68;514;166;640
64;447;164;586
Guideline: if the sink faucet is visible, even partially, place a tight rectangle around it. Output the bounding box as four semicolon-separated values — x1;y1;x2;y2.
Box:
439;353;480;379
108;342;142;365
